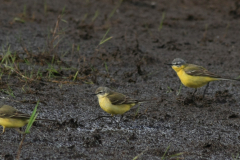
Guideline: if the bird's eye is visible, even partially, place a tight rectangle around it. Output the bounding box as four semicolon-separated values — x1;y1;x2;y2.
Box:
175;62;181;65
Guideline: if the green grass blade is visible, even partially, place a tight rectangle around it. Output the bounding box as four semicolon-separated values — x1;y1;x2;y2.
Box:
25;102;39;134
108;0;123;19
99;37;112;45
100;28;110;44
104;62;108;74
92;10;99;22
158;12;165;31
161;145;170;160
177;83;182;95
73;71;79;81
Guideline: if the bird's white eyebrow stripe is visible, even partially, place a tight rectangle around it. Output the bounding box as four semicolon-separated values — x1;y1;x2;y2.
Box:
173;62;180;65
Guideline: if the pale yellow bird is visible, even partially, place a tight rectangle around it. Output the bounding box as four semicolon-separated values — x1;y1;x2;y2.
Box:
95;87;150;116
166;58;239;98
0;103;54;135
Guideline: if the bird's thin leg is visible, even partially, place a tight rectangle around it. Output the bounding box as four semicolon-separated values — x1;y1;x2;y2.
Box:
15;128;25;134
116;115;123;129
111;115;118;124
0;126;5;135
190;88;200;107
119;115;123;122
202;83;209;99
192;88;197;101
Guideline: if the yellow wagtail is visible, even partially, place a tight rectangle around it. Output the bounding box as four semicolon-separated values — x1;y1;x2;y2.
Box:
166;58;239;98
95;87;149;116
0;103;54;134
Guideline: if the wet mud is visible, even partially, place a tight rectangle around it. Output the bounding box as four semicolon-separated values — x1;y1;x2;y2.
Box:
1;0;240;159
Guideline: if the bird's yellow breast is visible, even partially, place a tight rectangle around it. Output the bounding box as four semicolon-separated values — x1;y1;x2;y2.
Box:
172;65;218;88
98;96;135;115
0;118;28;128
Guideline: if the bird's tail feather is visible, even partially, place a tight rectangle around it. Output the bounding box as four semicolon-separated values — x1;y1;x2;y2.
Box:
35;118;56;122
138;98;157;103
220;78;240;81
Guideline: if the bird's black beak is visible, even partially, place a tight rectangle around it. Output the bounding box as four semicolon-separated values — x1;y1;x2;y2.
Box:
164;63;173;65
91;93;97;96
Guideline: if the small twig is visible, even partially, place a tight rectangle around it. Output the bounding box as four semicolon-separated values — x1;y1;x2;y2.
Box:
12;63;35;82
21;42;31;57
52;15;61;38
47;15;61;55
16;103;39;160
16;134;26;160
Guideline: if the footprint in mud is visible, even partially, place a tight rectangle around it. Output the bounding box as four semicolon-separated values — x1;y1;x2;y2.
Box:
214;90;236;104
176;89;237;107
176;94;214;108
83;133;102;148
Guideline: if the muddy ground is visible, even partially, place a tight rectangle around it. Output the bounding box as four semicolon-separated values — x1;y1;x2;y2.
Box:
1;0;240;159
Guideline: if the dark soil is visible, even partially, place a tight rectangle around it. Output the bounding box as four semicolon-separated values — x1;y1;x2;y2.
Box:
1;0;240;159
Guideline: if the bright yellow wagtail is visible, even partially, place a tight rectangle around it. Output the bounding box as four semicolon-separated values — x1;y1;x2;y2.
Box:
95;87;149;116
166;58;239;98
0;103;54;134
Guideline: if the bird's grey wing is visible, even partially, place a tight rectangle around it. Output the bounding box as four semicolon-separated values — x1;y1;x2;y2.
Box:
10;111;31;119
0;112;8;118
107;92;137;105
0;104;30;119
0;109;15;118
184;64;221;78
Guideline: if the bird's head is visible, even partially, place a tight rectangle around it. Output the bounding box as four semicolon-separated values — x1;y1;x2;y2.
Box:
95;87;112;98
165;58;187;71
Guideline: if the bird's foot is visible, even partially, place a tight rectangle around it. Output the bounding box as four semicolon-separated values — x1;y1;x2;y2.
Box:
15;128;25;134
0;127;5;135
